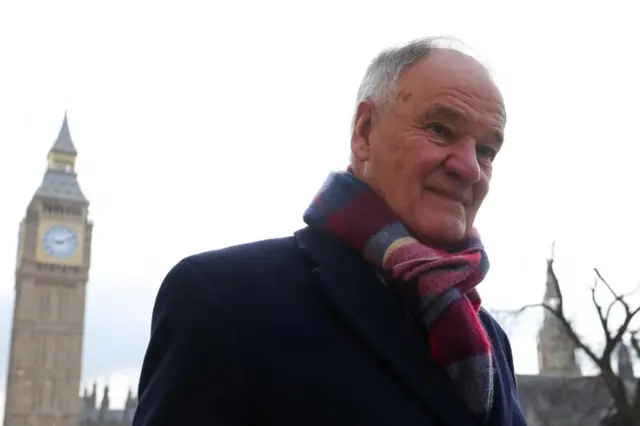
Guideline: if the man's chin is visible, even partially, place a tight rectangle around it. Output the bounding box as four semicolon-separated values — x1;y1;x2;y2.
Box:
413;216;467;248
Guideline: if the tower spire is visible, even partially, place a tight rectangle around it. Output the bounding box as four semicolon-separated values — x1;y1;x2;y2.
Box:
537;242;581;376
51;111;78;155
35;113;88;203
50;111;77;155
617;341;635;383
544;242;560;303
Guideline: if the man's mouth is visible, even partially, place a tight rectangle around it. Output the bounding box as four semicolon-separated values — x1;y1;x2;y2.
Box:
424;187;471;206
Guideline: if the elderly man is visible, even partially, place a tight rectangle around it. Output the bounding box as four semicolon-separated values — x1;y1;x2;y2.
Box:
133;37;526;426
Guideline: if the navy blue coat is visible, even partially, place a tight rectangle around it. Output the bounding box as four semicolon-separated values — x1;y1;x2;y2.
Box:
133;227;526;426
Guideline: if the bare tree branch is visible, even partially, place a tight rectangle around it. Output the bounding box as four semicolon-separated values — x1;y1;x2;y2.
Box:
512;246;640;425
592;278;613;347
595;268;640;362
513;301;602;368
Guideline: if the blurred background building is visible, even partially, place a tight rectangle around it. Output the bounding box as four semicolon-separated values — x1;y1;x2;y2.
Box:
2;117;136;426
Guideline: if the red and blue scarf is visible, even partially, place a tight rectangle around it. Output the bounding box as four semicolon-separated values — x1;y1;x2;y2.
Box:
303;170;494;419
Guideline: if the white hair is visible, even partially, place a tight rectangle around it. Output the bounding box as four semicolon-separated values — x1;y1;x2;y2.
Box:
351;36;481;133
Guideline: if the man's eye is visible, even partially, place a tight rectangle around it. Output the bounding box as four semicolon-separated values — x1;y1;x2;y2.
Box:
425;122;451;136
477;145;497;161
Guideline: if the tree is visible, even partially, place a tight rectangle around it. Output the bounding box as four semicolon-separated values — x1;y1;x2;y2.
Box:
512;244;640;425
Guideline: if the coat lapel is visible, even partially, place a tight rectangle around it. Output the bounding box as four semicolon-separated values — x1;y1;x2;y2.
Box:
294;227;479;426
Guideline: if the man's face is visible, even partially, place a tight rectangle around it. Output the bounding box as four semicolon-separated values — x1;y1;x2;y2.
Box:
351;49;506;247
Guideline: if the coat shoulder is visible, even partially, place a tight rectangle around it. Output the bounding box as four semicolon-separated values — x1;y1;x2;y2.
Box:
478;308;513;356
165;235;315;314
184;234;309;280
479;309;508;340
479;308;518;382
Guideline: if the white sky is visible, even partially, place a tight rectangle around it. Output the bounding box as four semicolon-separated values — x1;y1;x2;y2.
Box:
1;0;639;418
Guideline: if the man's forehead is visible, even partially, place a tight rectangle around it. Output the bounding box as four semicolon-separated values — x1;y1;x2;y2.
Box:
410;48;493;82
396;49;505;114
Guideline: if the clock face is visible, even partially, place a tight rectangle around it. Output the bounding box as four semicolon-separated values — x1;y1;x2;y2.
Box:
43;226;78;258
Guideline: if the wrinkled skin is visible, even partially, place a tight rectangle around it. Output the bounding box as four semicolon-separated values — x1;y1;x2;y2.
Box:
351;49;506;247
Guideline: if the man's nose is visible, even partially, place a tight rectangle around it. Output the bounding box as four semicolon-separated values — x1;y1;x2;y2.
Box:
442;136;482;184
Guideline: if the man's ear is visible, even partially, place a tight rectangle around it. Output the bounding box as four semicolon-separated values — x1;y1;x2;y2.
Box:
351;100;374;162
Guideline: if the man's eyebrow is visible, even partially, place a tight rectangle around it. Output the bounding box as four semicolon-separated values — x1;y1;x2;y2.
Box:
427;103;505;144
425;104;467;120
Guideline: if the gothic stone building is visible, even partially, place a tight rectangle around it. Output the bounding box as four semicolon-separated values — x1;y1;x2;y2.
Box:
516;257;637;425
3;116;136;426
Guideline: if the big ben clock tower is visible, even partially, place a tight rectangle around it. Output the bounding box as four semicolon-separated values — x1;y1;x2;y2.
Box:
3;114;93;426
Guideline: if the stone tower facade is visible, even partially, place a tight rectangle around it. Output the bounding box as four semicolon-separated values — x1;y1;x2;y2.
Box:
537;255;581;376
3;115;93;426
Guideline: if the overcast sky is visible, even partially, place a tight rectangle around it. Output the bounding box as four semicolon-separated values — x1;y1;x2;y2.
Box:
1;0;639;418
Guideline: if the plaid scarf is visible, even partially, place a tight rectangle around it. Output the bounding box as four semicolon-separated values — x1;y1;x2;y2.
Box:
303;170;494;420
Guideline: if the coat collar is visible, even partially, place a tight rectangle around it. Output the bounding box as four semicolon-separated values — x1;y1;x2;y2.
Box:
294;226;480;426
